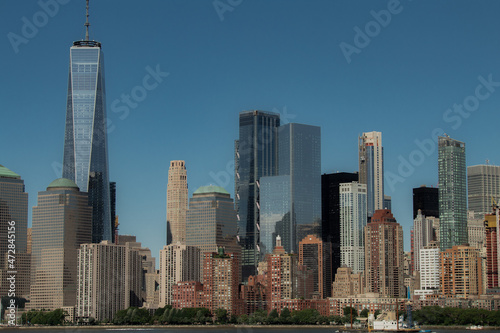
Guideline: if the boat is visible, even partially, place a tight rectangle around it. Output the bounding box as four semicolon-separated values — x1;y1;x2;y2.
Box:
466;325;483;330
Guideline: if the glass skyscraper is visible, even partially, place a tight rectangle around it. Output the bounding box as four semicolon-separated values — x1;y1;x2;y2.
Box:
235;110;280;280
260;123;321;256
62;37;112;243
438;135;467;251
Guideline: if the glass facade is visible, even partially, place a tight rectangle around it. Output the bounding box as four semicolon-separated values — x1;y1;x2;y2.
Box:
260;123;321;257
260;175;291;254
62;40;112;242
413;186;439;219
468;165;500;218
235;110;280;280
321;172;358;277
438;136;467;251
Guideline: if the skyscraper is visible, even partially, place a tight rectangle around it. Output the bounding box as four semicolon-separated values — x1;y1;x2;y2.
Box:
412;210;437;272
62;5;112;243
0;165;28;257
364;209;404;298
186;185;239;265
468;164;500;219
359;131;384;218
413;185;439;219
321;172;358;277
166;160;188;244
260;123;321;256
235;110;280;280
438;135;467;251
298;234;331;299
339;182;367;274
0;165;29;299
30;178;92;310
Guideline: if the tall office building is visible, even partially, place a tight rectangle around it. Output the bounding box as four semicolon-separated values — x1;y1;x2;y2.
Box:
412;210;437;272
0;165;28;257
358;131;384;218
413;185;439;219
30;178;92;310
0;165;30;299
186;185;239;268
62;7;112;243
364;209;404;298
166;160;188;244
468;165;500;219
321;172;358;277
438;135;467;251
235;110;280;280
299;234;331;299
339;182;367;273
260;123;321;256
159;243;200;307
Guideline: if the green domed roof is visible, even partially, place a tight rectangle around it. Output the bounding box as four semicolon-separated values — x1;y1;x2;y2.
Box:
0;165;21;179
193;185;229;195
47;178;79;190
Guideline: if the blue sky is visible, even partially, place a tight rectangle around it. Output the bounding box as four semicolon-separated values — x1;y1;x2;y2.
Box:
1;0;499;263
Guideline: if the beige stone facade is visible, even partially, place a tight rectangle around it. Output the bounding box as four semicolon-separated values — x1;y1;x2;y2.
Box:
166;160;188;244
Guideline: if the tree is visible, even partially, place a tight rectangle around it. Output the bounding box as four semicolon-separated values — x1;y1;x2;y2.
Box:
280;307;291;324
268;309;279;324
360;308;370;318
215;308;228;324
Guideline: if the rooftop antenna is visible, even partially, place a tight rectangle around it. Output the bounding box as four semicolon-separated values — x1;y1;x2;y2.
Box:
84;0;90;41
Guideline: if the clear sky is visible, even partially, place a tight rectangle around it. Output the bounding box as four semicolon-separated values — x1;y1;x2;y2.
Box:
2;0;499;264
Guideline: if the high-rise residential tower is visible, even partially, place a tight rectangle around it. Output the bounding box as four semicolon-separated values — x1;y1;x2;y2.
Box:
321;172;358;277
260;123;321;256
166;160;188;244
364;209;404;298
235;110;280;280
62;4;112;243
339;182;367;273
30;178;92;310
438;135;467;251
468;165;500;219
359;131;384;218
159;243;200;307
298;234;331;299
412;210;438;272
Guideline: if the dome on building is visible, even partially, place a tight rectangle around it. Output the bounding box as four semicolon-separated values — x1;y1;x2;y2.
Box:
47;178;79;190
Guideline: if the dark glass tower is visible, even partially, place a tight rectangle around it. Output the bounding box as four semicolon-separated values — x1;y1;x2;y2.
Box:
438;135;467;251
413;185;439;219
321;172;358;277
260;123;321;256
235;110;280;280
62;13;112;242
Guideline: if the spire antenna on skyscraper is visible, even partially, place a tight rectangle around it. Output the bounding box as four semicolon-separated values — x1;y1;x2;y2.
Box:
85;0;90;41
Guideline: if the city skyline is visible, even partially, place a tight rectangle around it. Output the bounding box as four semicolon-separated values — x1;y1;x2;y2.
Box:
2;0;500;261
